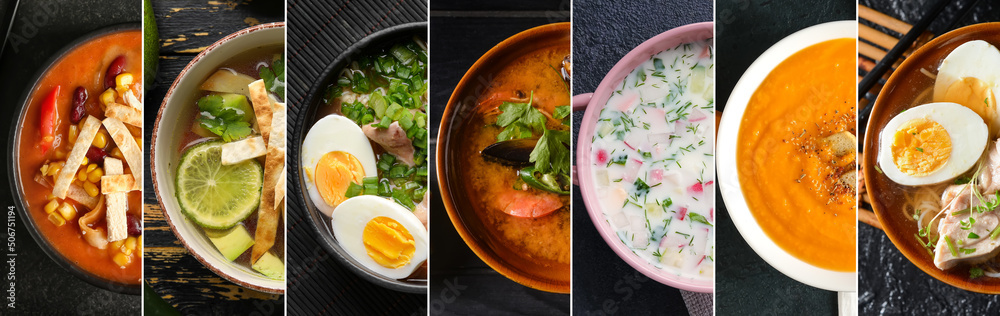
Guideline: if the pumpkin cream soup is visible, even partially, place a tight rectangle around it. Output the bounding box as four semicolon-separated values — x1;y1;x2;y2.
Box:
736;38;856;272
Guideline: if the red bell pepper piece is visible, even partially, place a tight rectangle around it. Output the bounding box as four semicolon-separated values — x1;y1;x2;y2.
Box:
39;85;60;154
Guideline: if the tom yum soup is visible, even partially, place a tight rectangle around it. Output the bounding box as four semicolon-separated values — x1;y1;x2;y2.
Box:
173;46;286;280
16;30;143;285
737;38;856;272
590;39;715;280
876;40;1000;279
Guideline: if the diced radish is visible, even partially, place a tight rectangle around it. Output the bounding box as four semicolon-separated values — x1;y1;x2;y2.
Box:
689;109;707;122
595;149;609;164
688;182;703;194
650;169;663;184
697;255;706;266
710;207;714;221
622;159;642;182
677;207;687;220
617;92;638;112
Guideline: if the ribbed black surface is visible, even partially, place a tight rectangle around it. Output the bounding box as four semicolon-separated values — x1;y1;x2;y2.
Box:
286;1;428;315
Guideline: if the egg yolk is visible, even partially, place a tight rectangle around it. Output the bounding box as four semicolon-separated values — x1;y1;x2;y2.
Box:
938;77;996;135
315;151;366;208
362;216;415;269
891;118;952;176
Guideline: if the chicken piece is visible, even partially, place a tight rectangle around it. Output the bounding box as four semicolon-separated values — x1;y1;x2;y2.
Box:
362;121;415;166
412;191;429;229
934;184;1000;270
979;139;1000;194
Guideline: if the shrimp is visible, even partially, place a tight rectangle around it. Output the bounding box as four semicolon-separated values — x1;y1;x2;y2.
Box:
494;187;564;218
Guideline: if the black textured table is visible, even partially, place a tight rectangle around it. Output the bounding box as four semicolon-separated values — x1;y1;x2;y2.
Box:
714;0;854;315
0;1;140;314
571;0;712;315
142;1;285;314
427;1;571;315
857;0;1000;314
285;1;428;315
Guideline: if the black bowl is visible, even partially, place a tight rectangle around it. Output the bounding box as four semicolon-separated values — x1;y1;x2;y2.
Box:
7;23;142;295
289;22;428;294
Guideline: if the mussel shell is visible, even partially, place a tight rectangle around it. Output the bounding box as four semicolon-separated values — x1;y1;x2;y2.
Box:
480;138;537;166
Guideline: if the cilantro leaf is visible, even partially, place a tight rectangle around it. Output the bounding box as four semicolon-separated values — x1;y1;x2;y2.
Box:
222;122;252;142
529;129;569;174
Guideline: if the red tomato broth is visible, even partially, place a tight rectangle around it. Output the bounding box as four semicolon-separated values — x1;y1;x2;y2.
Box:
16;30;142;285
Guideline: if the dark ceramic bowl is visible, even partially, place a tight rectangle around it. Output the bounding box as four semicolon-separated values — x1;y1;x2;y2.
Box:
8;23;141;295
291;22;428;294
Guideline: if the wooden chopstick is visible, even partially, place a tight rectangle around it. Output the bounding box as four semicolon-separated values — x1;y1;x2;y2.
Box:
859;4;914;35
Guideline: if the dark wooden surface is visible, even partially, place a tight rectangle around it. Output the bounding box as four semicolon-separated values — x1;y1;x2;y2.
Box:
571;1;713;315
0;0;140;314
427;1;570;315
285;0;429;315
857;0;1000;314
714;0;854;315
142;1;285;314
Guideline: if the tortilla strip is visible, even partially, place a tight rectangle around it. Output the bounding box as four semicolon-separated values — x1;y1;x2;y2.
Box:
103;158;128;242
103;117;143;190
124;90;142;110
248;79;273;143
221;135;267;165
53;116;101;199
100;174;136;193
105;102;142;128
251;102;286;263
275;167;286;210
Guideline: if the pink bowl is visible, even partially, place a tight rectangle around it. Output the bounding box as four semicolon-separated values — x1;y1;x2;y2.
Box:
574;22;714;293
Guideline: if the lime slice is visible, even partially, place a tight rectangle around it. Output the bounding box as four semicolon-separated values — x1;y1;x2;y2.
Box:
175;141;262;229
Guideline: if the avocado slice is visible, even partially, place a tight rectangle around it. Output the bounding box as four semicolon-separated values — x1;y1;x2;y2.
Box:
204;225;254;262
252;251;285;280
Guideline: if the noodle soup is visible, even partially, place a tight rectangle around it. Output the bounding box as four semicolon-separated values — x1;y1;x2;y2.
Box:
589;39;715;281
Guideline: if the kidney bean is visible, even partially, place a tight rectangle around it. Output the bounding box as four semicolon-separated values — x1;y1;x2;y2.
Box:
86;146;106;164
126;213;142;236
104;55;126;89
70;86;88;123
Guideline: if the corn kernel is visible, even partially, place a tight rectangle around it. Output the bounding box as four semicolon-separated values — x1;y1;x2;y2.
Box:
40;164;48;176
57;202;77;221
68;125;78;144
110;239;125;251
93;131;108;149
80;157;88;166
86;163;97;173
44;200;59;214
100;89;116;106
88;168;103;183
83;181;99;197
45;193;56;201
125;236;137;251
137;235;143;253
116;73;134;90
112;252;130;268
110;148;123;159
47;213;65;226
55;149;67;159
77;169;87;182
48;162;63;177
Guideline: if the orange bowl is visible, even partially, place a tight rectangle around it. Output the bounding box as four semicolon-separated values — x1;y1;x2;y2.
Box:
863;22;1000;294
436;22;571;293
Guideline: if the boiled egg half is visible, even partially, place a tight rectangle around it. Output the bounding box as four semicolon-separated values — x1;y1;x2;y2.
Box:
331;195;428;280
877;102;988;186
302;115;377;216
934;40;1000;136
